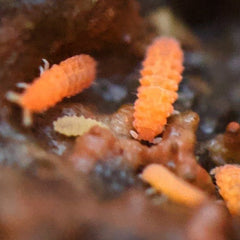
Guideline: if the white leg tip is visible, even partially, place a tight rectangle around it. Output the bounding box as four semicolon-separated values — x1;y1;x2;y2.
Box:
39;66;44;76
16;82;29;89
5;91;21;103
39;58;49;76
152;137;162;144
130;130;138;139
23;109;32;126
172;110;180;115
42;58;50;70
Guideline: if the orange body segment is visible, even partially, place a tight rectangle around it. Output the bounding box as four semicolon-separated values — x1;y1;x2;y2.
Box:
133;37;184;141
212;164;240;215
20;54;96;112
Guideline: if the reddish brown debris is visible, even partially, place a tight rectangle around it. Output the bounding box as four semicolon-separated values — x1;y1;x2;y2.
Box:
69;124;149;172
147;111;214;191
69;126;122;173
207;121;240;165
0;166;191;240
69;106;214;192
186;201;230;240
148;111;199;176
224;122;240;152
101;104;135;139
226;121;240;133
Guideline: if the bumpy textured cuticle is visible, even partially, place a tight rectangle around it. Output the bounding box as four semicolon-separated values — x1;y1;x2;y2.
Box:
213;164;240;215
20;54;96;112
133;37;184;141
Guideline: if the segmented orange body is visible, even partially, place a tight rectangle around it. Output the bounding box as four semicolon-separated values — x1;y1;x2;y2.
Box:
133;37;184;141
213;164;240;215
21;54;96;112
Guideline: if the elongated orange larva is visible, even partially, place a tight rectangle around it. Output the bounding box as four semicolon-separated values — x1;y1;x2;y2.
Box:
142;164;208;207
6;54;96;126
133;37;184;142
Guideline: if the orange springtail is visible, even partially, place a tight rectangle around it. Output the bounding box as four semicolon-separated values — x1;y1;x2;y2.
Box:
6;54;96;126
133;37;184;142
211;164;240;215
